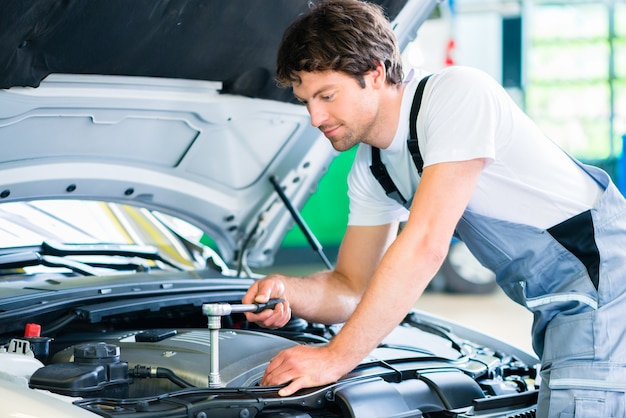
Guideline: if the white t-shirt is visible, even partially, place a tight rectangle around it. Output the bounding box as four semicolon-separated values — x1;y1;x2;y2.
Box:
347;66;603;229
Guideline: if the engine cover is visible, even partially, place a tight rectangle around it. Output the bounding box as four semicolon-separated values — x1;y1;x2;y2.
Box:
48;329;298;397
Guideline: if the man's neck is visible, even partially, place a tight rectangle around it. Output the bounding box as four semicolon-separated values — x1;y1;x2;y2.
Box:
370;83;406;150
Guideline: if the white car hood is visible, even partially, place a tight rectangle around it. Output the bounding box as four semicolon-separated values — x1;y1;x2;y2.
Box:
0;74;332;266
0;0;440;267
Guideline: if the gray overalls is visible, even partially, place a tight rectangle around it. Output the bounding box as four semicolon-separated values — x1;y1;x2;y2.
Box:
457;162;626;417
371;76;626;417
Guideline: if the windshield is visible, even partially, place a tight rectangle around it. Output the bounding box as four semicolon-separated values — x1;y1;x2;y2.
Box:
0;200;212;274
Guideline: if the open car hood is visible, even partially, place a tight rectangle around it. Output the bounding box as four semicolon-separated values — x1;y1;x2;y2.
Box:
0;0;440;266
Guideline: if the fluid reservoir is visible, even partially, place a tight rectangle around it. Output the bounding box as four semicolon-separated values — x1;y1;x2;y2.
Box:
29;342;130;398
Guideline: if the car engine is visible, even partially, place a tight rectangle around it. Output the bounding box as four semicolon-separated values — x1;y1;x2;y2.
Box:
29;329;299;398
11;312;540;418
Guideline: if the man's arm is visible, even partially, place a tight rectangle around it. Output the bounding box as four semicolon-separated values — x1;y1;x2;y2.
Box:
242;220;399;326
261;158;485;395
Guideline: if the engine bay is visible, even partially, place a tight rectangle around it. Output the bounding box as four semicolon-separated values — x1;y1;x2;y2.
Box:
1;306;540;418
0;280;540;418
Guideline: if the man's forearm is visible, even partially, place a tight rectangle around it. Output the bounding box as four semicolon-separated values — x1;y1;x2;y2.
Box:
284;269;364;324
324;234;445;370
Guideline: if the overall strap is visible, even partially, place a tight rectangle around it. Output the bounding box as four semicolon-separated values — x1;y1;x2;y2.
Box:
407;74;431;174
369;75;431;206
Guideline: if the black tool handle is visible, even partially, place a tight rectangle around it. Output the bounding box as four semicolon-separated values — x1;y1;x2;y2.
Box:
253;298;285;313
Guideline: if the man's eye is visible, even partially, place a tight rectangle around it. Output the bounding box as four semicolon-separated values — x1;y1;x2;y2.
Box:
321;94;334;101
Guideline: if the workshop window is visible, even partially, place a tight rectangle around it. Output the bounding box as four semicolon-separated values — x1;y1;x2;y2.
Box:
526;1;625;163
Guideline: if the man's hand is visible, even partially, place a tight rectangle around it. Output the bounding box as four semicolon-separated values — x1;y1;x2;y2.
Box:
261;344;356;396
242;275;291;329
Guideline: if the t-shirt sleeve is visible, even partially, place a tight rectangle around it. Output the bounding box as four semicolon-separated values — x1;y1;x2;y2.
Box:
420;66;497;168
347;66;500;227
347;145;409;226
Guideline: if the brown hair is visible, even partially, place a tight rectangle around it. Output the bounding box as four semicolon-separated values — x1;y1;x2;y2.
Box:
276;0;403;88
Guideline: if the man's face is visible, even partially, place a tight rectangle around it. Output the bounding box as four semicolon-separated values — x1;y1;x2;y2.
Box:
292;70;380;152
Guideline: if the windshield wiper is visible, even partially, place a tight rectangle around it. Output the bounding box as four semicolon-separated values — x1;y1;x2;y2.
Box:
40;241;183;271
0;241;183;275
0;251;99;276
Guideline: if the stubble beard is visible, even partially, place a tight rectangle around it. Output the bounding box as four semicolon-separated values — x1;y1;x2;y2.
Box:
330;130;359;152
328;118;376;152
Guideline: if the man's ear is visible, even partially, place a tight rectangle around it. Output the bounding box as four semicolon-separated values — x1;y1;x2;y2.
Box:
368;61;387;89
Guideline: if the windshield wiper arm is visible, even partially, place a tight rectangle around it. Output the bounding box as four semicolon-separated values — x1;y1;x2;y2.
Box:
41;241;182;270
0;251;98;276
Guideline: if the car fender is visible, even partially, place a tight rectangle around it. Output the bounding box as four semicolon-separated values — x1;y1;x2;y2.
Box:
0;353;97;417
0;379;98;417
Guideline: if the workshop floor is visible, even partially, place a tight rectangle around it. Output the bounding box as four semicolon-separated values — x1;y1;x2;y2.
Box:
416;287;534;355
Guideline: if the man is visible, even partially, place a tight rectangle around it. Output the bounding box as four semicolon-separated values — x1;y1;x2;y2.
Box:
242;1;626;416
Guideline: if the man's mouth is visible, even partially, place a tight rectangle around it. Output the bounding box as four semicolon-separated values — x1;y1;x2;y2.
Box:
320;125;340;138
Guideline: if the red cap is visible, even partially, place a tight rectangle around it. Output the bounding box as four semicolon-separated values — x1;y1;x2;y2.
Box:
24;323;41;338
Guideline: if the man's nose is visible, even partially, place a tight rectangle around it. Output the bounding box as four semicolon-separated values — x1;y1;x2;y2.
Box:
308;103;327;128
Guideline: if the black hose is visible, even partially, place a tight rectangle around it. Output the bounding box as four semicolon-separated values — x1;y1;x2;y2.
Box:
156;367;196;389
130;365;196;389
